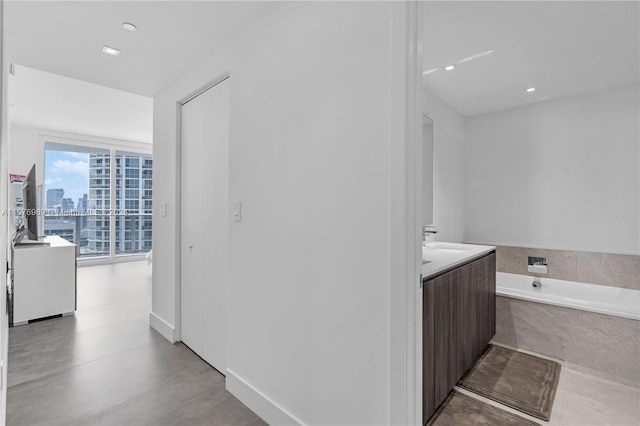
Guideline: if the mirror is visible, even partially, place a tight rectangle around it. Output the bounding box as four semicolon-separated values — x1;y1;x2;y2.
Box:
422;115;434;226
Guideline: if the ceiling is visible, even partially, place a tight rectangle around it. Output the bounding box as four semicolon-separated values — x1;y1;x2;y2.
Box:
6;1;273;97
9;65;153;143
6;1;638;118
422;1;640;116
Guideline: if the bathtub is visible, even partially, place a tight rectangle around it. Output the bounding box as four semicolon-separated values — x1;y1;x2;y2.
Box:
496;272;640;320
495;272;640;384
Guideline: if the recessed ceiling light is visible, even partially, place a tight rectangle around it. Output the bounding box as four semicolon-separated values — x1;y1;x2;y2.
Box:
444;65;456;71
423;68;438;76
122;22;137;32
102;45;121;56
525;87;536;93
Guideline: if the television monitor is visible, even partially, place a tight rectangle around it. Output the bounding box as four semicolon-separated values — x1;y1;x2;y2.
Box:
14;164;44;245
22;164;39;241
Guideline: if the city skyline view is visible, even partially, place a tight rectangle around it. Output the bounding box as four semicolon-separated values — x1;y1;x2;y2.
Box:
44;149;91;206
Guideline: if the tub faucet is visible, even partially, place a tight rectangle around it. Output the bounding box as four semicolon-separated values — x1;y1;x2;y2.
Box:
532;279;542;289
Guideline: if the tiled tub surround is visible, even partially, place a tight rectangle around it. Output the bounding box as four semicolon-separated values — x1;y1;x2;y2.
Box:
487;245;640;386
494;296;640;385
494;245;640;290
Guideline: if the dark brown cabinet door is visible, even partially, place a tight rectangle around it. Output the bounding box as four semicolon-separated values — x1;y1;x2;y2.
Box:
422;252;496;424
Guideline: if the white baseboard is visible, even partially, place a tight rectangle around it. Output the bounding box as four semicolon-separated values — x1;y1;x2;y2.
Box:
226;369;302;426
149;311;176;343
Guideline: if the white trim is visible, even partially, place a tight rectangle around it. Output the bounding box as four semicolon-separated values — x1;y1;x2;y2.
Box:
173;101;182;342
389;2;422;425
410;3;424;425
149;311;176;343
181;75;230;106
226;369;303;426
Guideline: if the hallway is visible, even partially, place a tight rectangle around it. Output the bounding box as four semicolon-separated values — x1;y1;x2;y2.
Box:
6;261;264;425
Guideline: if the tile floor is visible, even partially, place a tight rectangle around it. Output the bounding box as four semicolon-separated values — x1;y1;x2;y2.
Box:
455;344;640;426
6;261;265;425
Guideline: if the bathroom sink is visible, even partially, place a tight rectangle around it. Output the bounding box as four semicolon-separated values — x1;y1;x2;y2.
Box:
423;242;473;253
433;248;466;254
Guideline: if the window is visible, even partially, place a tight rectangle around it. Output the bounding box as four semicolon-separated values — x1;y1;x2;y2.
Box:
125;189;139;199
125;158;139;168
124;200;139;210
125;179;139;189
125;169;139;178
44;143;152;260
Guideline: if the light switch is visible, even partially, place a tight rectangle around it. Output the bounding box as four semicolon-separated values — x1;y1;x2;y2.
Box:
233;201;241;222
160;202;167;217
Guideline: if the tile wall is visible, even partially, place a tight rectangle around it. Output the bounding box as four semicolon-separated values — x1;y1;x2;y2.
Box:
494;297;640;385
494;245;640;290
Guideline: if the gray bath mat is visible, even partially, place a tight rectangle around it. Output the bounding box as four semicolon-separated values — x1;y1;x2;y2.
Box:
431;391;540;426
458;344;561;421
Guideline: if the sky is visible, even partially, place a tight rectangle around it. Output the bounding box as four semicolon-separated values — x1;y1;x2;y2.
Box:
44;149;89;206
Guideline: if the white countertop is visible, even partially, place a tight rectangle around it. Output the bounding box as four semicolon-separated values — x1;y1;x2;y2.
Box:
422;242;496;279
14;235;76;249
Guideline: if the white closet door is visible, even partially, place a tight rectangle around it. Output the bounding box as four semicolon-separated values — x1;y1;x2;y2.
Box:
180;78;229;373
180;94;205;356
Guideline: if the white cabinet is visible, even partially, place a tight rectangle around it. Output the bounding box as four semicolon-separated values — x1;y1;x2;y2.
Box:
12;236;77;325
180;77;229;372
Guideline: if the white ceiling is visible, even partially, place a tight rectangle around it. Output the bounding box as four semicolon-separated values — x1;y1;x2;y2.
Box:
9;65;153;143
6;1;273;97
422;1;640;117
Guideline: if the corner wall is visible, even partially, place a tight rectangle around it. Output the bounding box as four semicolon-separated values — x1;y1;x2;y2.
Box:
152;3;411;424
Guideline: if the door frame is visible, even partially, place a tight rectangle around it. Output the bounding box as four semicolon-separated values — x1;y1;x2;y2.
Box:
389;1;423;425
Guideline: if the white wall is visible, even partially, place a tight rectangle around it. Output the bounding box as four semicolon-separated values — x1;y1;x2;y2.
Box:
423;88;466;243
464;84;640;255
153;2;412;425
9;124;41;179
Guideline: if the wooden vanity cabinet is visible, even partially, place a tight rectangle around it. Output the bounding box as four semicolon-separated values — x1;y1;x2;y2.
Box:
422;252;496;423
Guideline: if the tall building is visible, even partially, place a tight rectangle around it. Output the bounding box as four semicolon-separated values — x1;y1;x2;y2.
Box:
77;193;88;230
46;188;64;208
61;198;74;211
87;153;152;255
87;154;110;254
77;194;88;212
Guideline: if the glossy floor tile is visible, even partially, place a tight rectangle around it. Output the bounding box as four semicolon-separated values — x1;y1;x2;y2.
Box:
7;261;265;426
